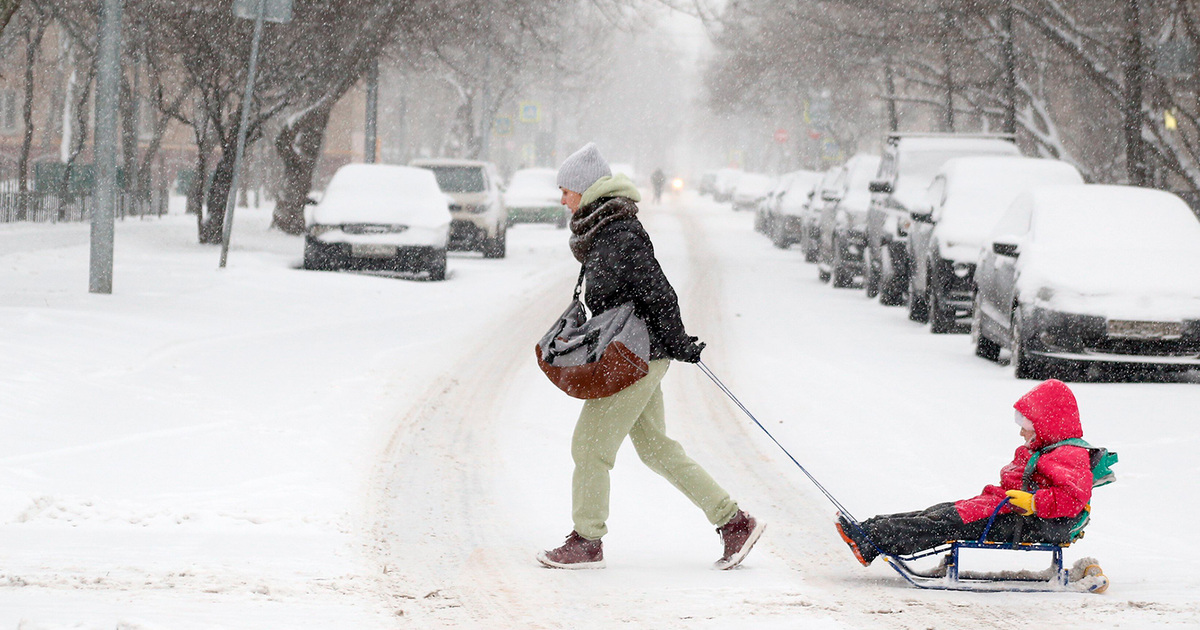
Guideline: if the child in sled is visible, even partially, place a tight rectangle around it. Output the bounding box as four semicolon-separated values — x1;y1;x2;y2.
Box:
836;379;1094;566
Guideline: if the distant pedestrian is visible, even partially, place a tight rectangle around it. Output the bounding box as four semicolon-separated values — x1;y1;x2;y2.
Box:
537;142;764;570
651;167;667;203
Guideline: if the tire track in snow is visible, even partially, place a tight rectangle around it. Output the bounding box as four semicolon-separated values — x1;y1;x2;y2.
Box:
362;274;575;627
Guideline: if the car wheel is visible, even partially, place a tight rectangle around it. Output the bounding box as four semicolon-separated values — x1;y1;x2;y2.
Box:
802;228;819;262
302;238;325;271
878;244;905;306
771;223;789;249
929;270;956;334
971;293;1001;361
832;236;854;288
482;228;507;259
818;265;831;283
864;246;880;298
1013;306;1049;380
907;272;929;322
426;248;447;281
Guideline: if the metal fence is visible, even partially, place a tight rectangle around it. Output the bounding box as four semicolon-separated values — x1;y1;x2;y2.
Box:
0;189;167;224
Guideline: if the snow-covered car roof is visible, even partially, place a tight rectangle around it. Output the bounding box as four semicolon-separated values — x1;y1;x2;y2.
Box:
890;138;1022;210
778;170;824;216
734;173;775;197
935;157;1083;247
1010;185;1200;315
505;168;560;206
837;154;882;211
311;164;451;229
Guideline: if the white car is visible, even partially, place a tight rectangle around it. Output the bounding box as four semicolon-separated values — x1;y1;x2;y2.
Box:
505;168;566;228
410;158;507;258
770;170;823;249
304;164;451;280
713;168;743;202
973;184;1200;378
907;157;1084;332
731;173;775;212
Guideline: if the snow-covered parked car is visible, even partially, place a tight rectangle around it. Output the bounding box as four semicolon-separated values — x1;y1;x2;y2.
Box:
304;164;451;280
866;133;1022;305
972;184;1200;379
800;167;842;263
713;168;743;202
504;167;566;228
732;173;775;213
769;169;823;249
410;158;507;258
818;154;881;287
907;157;1084;333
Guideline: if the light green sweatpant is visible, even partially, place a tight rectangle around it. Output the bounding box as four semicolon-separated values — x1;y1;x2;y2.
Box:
571;359;738;540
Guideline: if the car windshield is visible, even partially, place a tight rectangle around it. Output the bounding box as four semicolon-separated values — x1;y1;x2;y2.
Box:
428;167;486;193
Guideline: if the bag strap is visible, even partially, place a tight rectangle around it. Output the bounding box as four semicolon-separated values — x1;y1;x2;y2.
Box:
572;265;586;302
1022;438;1093;492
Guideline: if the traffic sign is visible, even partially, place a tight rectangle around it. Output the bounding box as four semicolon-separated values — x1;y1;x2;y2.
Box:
519;101;541;123
493;116;513;136
774;128;789;144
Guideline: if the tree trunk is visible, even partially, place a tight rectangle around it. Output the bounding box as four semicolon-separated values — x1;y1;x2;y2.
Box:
1121;0;1148;186
1000;0;1017;135
940;8;955;133
0;0;21;40
201;137;236;244
273;102;333;235
17;12;48;220
884;56;899;132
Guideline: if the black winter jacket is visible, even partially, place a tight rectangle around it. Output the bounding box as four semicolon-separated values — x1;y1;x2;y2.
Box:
578;203;693;361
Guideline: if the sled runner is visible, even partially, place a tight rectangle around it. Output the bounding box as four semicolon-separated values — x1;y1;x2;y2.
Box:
885;539;1109;593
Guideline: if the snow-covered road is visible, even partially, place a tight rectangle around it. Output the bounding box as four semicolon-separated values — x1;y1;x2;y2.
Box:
1;195;1197;628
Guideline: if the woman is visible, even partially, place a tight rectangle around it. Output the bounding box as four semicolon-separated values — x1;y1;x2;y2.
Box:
537;143;763;570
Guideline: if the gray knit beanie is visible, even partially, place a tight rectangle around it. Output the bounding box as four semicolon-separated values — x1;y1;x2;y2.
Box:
556;142;611;194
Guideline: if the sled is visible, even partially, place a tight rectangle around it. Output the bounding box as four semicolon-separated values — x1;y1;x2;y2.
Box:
884;539;1109;593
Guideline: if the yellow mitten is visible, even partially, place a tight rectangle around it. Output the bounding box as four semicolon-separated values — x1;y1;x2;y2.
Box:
1005;490;1036;516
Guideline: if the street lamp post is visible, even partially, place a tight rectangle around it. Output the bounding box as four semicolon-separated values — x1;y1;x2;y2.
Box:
89;0;122;294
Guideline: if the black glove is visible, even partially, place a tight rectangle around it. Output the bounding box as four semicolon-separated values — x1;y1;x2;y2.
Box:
675;337;706;363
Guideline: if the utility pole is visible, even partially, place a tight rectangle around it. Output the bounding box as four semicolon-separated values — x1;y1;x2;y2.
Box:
364;57;378;163
90;0;122;294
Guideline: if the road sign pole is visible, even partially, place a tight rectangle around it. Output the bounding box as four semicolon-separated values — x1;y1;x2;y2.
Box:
219;0;265;268
89;0;123;294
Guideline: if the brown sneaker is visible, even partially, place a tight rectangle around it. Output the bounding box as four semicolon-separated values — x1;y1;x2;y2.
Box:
536;531;605;569
714;510;765;570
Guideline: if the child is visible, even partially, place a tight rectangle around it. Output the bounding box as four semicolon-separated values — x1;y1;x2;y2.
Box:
836;379;1093;566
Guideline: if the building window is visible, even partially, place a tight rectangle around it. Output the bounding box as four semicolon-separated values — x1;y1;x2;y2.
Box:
0;89;17;132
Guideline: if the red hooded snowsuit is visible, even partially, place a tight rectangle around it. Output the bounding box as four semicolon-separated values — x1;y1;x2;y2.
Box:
954;380;1093;523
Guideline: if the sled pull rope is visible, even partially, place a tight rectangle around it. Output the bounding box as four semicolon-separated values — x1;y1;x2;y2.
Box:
697;360;860;522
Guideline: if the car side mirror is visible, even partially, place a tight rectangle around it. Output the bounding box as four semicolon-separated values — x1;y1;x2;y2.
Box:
992;238;1021;257
910;208;934;224
869;180;893;194
305;196;319;206
821;190;840;202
